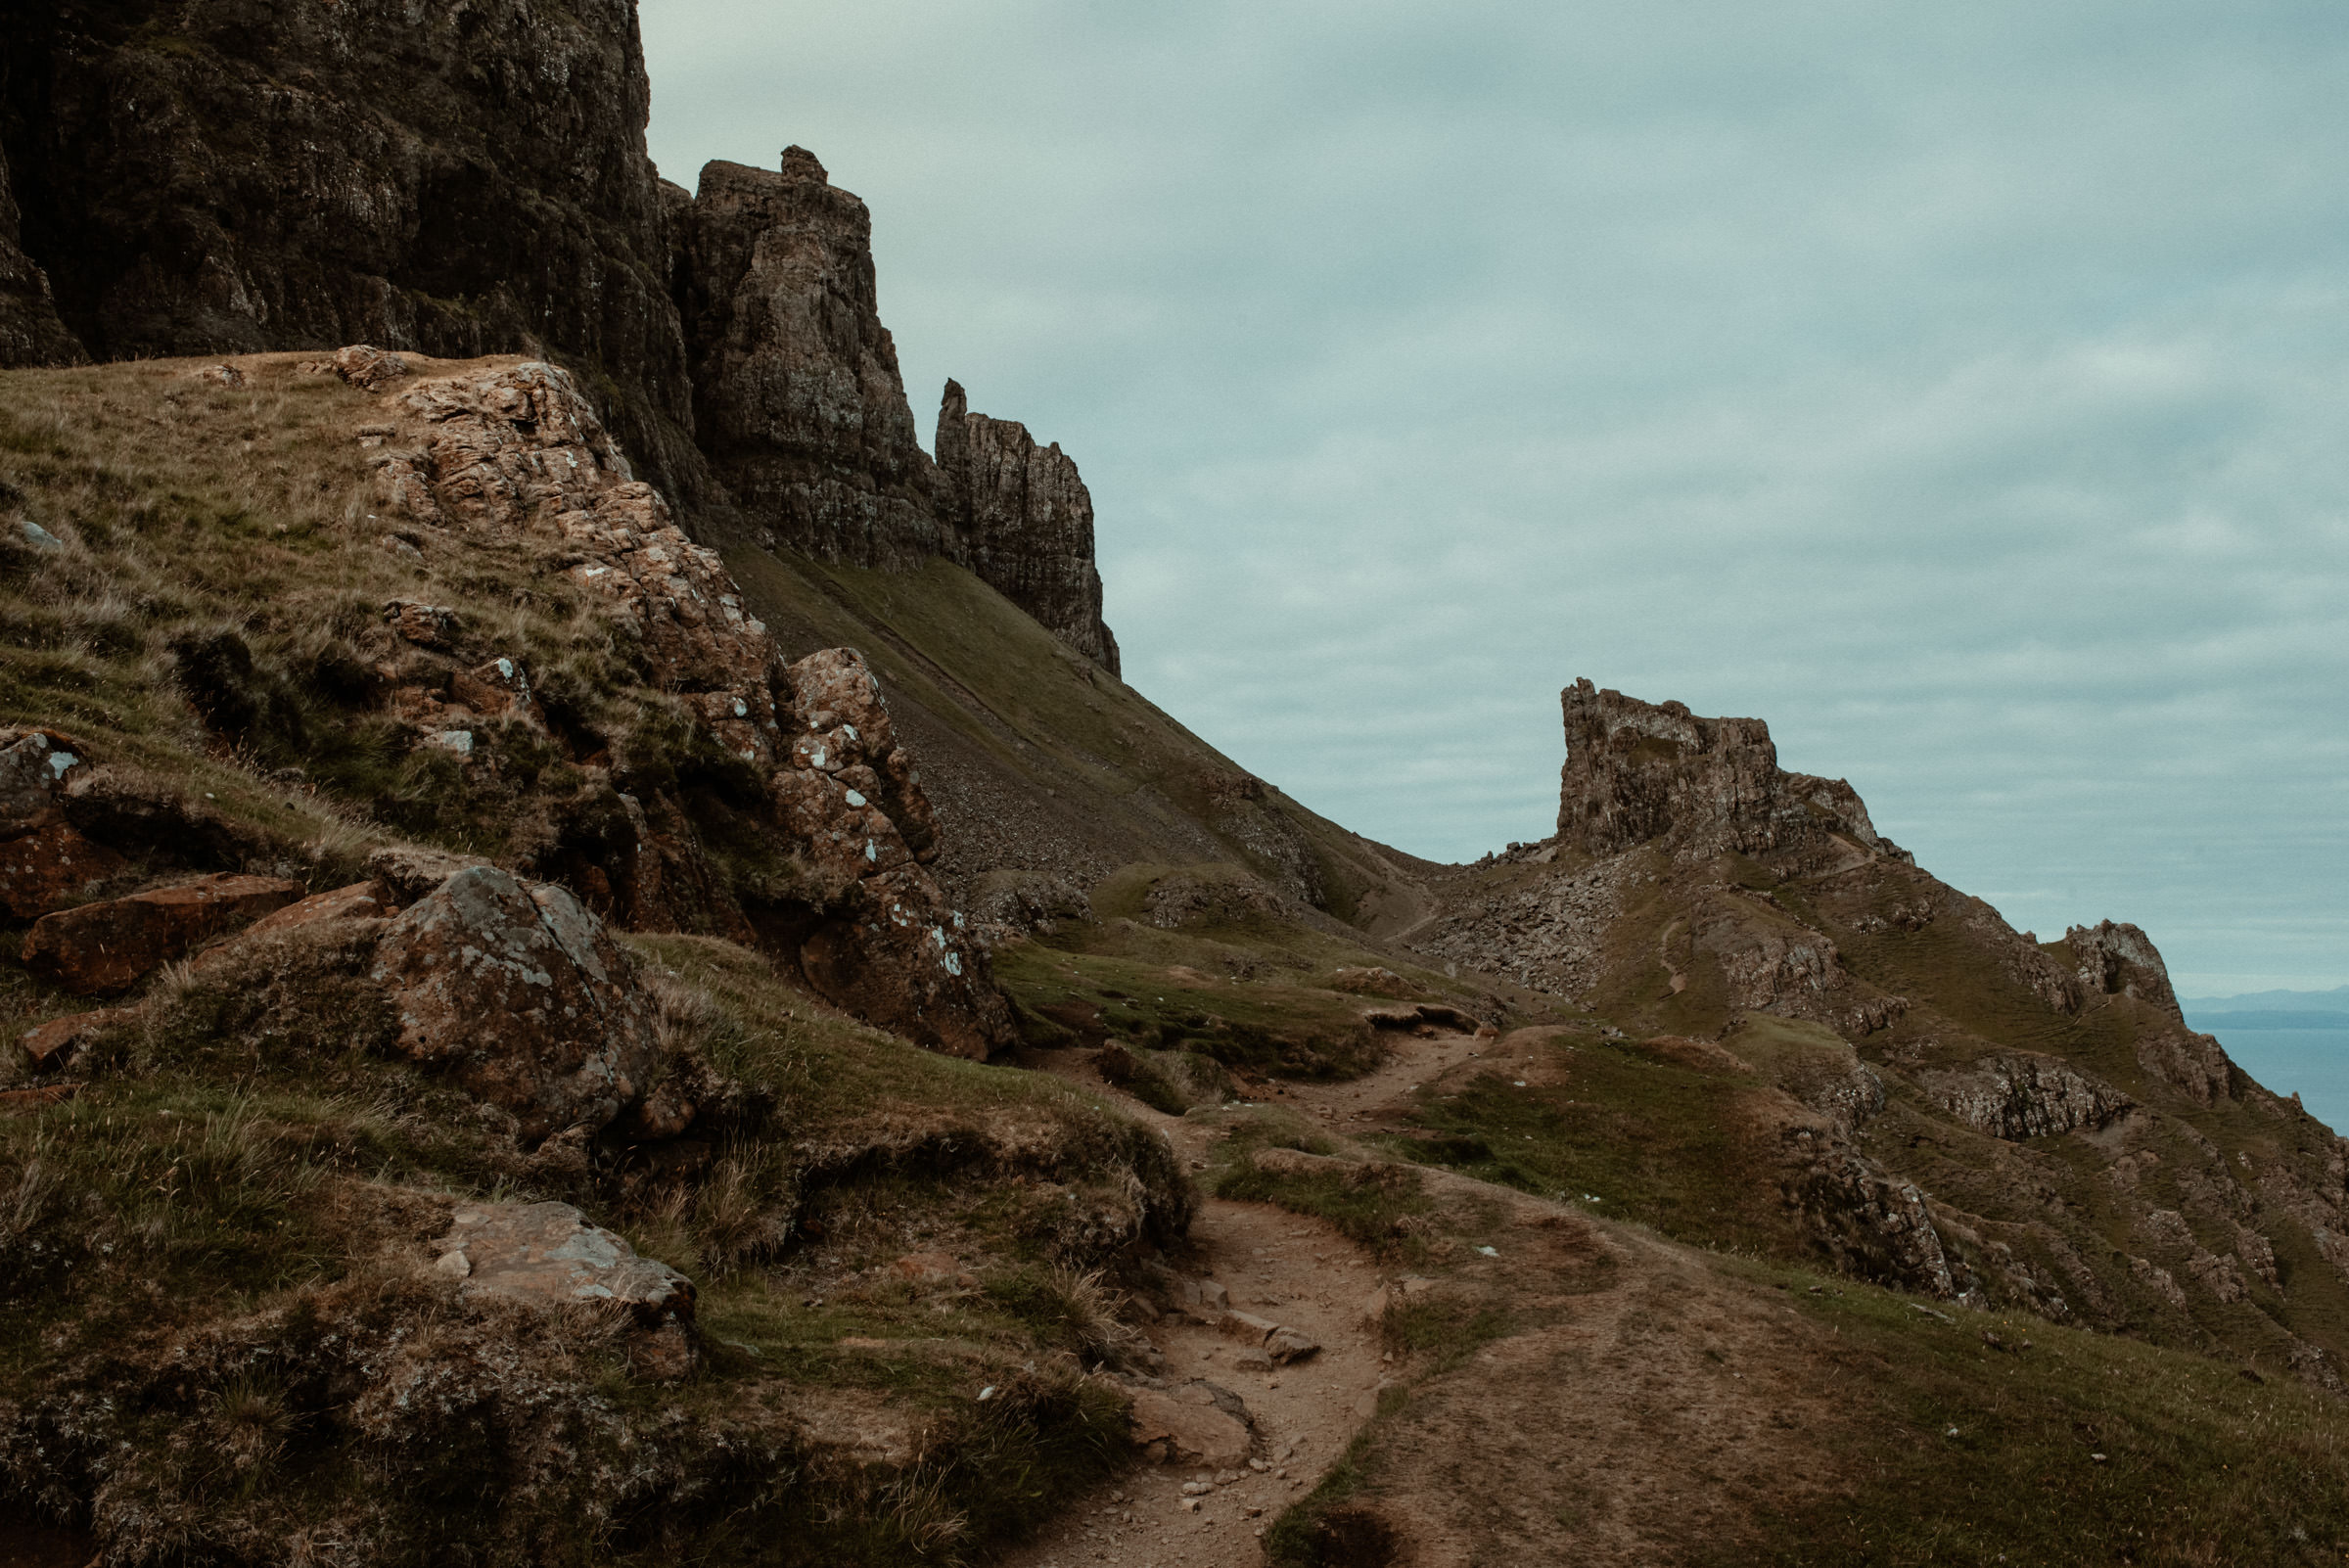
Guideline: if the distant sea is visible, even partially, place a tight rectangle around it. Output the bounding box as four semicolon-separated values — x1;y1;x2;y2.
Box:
2181;1008;2349;1136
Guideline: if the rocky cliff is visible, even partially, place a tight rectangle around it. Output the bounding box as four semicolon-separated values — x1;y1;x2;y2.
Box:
1558;677;1906;868
0;0;699;487
1410;678;2349;1386
935;379;1121;673
0;9;1122;669
0;146;77;366
679;150;945;567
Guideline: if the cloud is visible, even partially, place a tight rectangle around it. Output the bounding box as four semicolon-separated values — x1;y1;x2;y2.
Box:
641;0;2349;989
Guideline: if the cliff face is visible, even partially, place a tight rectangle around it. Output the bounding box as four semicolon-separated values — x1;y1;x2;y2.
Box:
0;5;1121;669
0;0;697;486
1557;677;1904;868
934;379;1121;673
0;144;78;366
680;150;944;567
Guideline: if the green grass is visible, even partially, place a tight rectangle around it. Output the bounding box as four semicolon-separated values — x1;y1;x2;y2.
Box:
1381;1030;1816;1261
1701;1261;2349;1567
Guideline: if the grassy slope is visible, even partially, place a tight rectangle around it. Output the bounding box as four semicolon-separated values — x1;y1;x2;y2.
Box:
0;354;1191;1562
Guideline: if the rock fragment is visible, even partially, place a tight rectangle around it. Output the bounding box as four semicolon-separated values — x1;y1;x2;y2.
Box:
22;873;302;994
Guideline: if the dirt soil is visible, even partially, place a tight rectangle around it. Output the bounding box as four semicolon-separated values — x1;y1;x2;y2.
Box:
996;1025;1863;1567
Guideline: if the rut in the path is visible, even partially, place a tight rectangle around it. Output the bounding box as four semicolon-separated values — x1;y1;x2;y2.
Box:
995;1058;1403;1568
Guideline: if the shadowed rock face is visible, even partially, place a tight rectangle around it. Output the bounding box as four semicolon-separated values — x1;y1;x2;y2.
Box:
0;0;698;487
681;150;944;567
0;146;78;365
935;379;1121;674
1556;678;1907;867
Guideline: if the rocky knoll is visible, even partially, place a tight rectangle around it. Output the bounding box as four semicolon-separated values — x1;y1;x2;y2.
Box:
935;379;1122;673
358;352;1009;1057
1558;677;1908;868
1414;679;2349;1381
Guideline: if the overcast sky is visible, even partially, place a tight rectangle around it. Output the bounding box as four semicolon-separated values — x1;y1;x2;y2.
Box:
640;0;2348;993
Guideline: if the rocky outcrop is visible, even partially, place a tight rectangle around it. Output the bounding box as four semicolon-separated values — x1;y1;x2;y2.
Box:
22;872;301;994
935;380;1121;672
1922;1053;2134;1140
435;1200;696;1367
0;0;697;484
1557;679;1909;867
0;147;79;366
361;355;1010;1058
680;150;942;566
2067;919;2185;1023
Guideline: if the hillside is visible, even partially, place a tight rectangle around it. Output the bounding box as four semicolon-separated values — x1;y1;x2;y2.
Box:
5;4;2349;1564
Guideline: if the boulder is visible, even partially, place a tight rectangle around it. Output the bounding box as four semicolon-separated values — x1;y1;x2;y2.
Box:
0;820;125;921
242;880;392;938
0;727;93;828
1128;1381;1254;1468
22;873;302;994
437;1200;694;1319
368;865;660;1140
435;1200;697;1377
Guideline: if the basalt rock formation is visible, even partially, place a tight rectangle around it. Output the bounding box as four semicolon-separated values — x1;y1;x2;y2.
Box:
0;0;699;488
935;379;1121;673
1413;679;2349;1380
679;150;944;567
0;3;1124;667
1558;677;1907;868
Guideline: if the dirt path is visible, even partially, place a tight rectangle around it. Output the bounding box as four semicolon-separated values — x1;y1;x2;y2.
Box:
998;1027;1858;1567
996;1027;1532;1567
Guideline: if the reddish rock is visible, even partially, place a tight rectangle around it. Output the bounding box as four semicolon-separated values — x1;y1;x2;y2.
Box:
21;873;302;994
241;881;392;939
0;1082;80;1109
368;865;660;1140
0;819;125;920
20;1006;134;1070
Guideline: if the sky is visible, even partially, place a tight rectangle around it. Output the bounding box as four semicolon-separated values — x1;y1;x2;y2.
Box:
639;0;2349;994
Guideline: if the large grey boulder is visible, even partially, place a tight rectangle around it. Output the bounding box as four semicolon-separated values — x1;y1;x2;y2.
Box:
369;865;661;1140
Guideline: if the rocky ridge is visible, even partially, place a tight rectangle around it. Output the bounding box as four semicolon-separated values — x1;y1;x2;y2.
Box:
1;8;1122;669
1408;679;2349;1382
935;378;1121;674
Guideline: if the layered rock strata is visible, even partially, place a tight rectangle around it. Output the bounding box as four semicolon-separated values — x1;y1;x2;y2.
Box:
1558;678;1909;867
680;150;944;566
0;0;698;484
935;379;1121;672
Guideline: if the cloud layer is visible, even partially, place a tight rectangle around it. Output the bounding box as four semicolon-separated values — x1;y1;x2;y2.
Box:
642;0;2349;991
